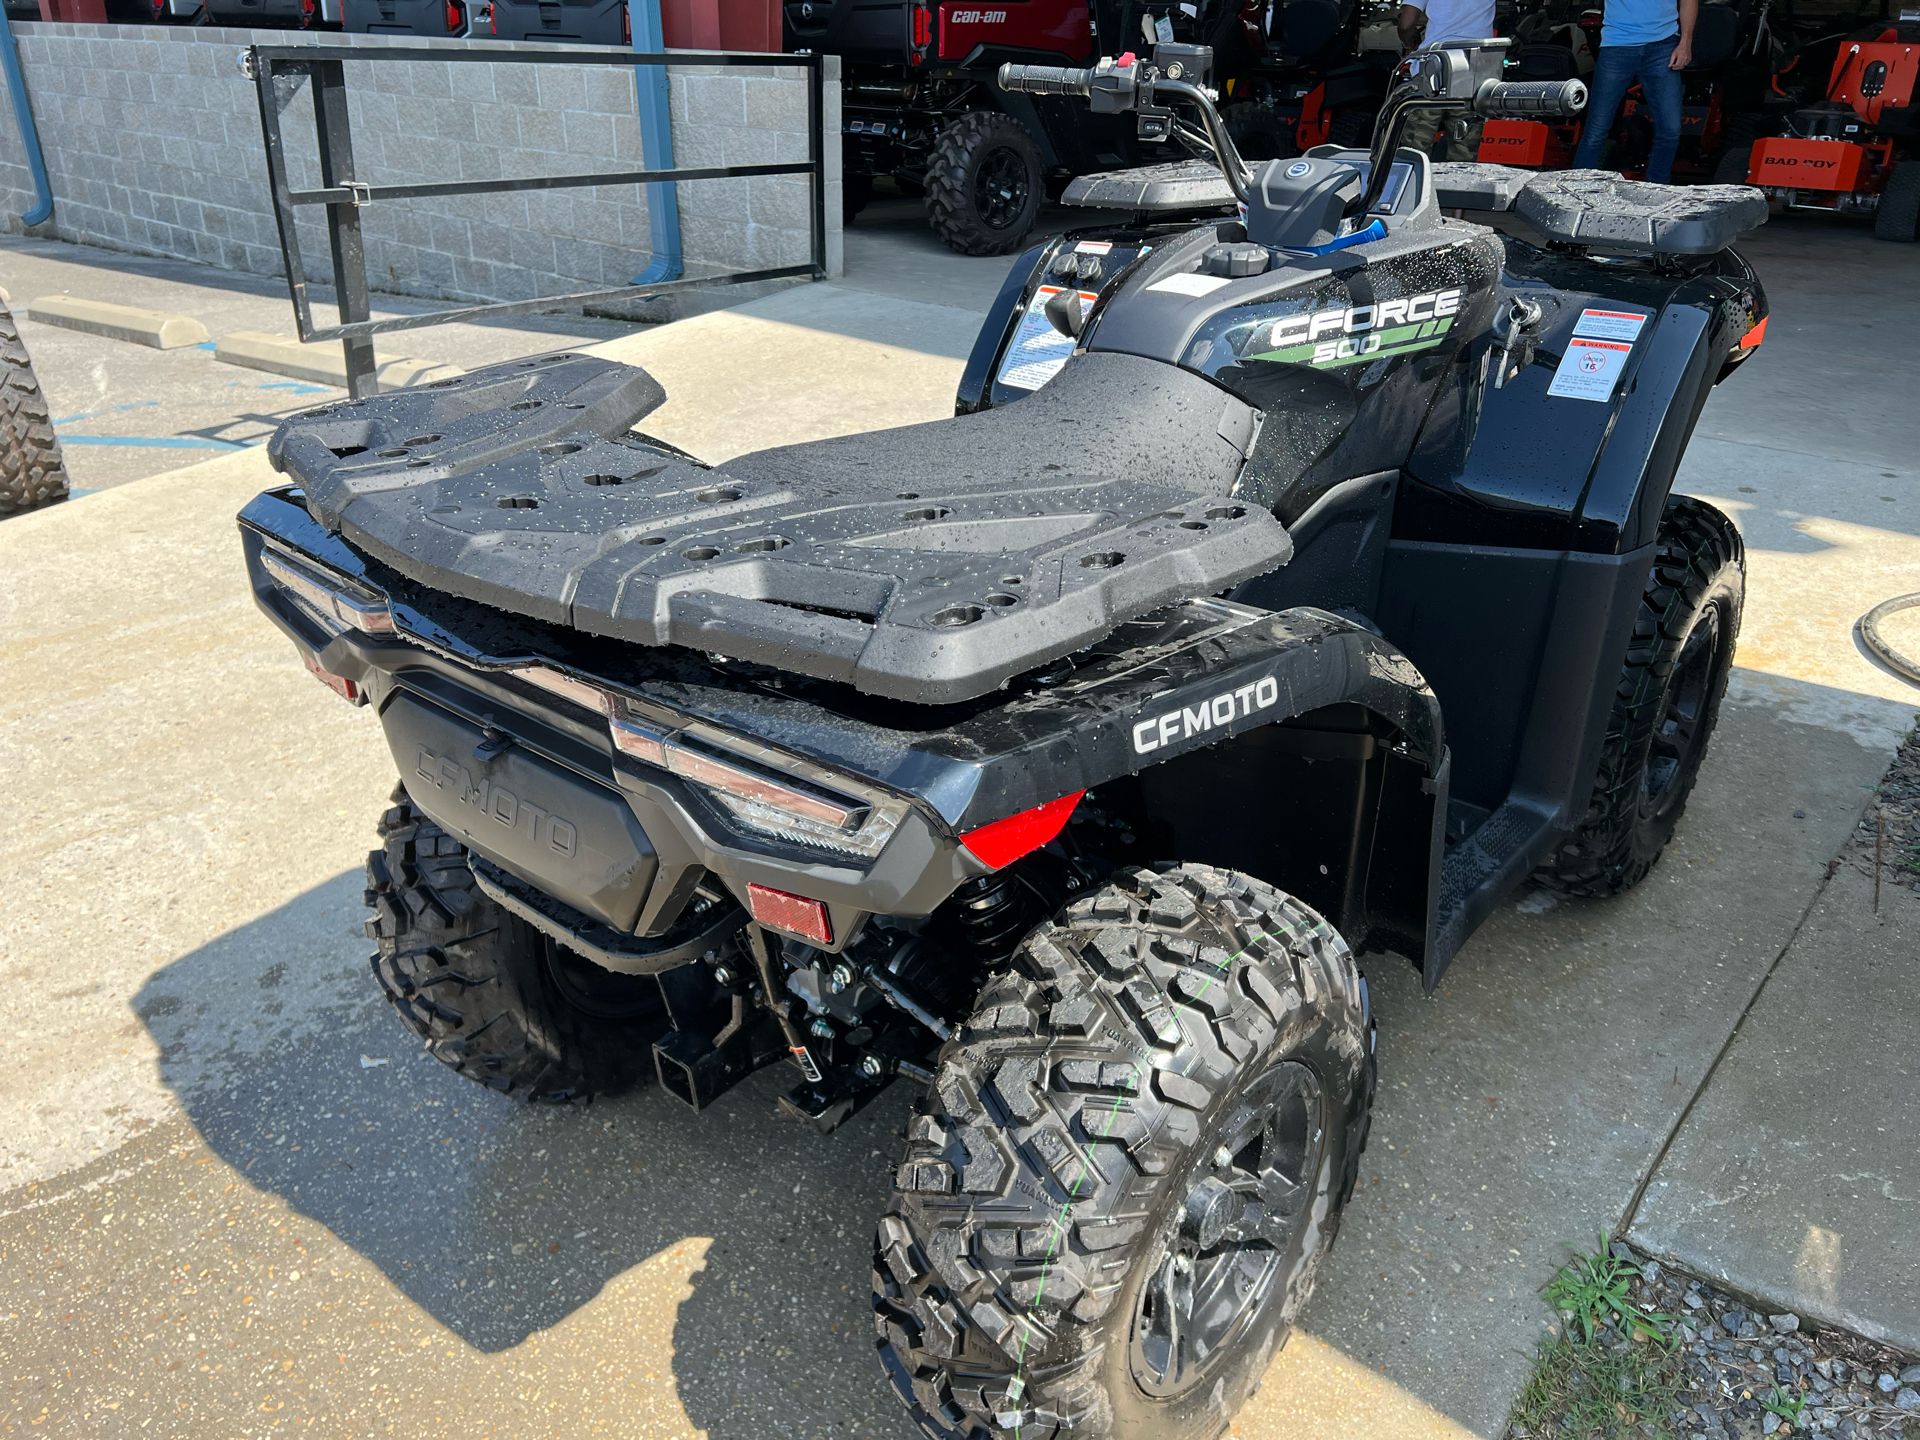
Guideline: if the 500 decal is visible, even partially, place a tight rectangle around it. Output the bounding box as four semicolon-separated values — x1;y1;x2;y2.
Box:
1133;677;1280;754
1248;287;1464;369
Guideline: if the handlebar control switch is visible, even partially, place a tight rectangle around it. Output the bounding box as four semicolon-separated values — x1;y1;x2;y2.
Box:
1201;242;1270;278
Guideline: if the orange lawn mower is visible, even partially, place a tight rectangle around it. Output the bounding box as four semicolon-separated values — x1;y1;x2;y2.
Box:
1723;17;1920;240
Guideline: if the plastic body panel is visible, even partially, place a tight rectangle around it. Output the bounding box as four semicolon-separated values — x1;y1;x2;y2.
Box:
1747;136;1868;191
241;488;1446;961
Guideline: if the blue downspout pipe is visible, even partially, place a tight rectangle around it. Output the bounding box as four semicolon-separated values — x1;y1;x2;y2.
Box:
627;0;682;285
0;1;53;229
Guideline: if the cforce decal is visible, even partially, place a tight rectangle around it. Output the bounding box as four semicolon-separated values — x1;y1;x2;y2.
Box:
1248;287;1464;369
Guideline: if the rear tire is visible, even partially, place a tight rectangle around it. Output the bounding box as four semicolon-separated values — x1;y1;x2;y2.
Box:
1874;160;1920;242
1537;497;1744;897
0;297;70;519
1712;145;1753;186
365;784;666;1101
1224;102;1299;161
925;111;1044;257
874;865;1374;1440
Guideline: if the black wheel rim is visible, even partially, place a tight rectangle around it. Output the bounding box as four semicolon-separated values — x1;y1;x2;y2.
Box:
1128;1061;1327;1399
972;146;1031;232
542;943;659;1022
1642;606;1720;819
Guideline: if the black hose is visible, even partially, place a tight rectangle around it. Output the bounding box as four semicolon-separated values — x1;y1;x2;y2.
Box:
1858;593;1920;689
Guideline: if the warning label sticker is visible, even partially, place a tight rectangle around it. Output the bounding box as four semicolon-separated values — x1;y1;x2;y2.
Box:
996;286;1095;392
1548;336;1634;402
1572;307;1649;343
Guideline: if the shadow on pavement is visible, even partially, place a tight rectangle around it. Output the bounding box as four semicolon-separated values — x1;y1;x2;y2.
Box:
133;870;919;1435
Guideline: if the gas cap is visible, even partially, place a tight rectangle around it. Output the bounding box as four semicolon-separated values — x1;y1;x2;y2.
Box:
1201;242;1270;278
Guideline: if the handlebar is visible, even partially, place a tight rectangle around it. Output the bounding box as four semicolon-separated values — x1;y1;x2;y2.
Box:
1472;77;1588;118
997;63;1096;98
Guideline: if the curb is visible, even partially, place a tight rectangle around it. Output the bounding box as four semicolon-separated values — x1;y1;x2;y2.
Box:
214;331;461;391
27;295;211;350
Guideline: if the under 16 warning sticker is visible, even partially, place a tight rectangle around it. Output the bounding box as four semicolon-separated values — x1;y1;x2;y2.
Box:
996;286;1096;392
1548;336;1634;402
1548;306;1648;402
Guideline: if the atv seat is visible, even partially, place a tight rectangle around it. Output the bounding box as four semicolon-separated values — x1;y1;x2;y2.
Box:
269;351;1289;704
1515;171;1768;254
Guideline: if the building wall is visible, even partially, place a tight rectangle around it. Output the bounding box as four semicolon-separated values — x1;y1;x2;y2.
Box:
0;25;841;306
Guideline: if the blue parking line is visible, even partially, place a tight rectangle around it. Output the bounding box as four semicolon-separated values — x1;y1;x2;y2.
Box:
59;434;250;450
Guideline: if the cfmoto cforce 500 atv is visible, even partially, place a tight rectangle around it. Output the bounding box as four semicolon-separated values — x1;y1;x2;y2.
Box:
240;38;1769;1440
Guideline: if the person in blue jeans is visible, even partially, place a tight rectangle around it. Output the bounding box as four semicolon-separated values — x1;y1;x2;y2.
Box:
1571;0;1697;183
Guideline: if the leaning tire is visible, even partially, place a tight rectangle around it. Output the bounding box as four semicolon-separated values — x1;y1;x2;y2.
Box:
924;110;1045;257
365;784;666;1101
0;296;70;519
874;865;1374;1440
1874;160;1920;242
1537;496;1744;896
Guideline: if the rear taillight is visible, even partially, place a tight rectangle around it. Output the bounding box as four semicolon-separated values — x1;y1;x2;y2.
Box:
910;1;932;57
261;547;394;636
611;712;903;860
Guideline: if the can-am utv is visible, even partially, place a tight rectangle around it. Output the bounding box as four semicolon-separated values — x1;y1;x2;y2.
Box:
240;37;1769;1439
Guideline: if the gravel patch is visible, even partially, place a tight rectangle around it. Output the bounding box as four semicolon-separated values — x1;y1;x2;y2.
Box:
1845;718;1920;900
1509;1242;1920;1439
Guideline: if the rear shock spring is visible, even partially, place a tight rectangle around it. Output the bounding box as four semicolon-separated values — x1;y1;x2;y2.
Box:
949;871;1035;962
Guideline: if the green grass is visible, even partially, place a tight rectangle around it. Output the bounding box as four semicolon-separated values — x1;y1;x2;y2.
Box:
1543;1241;1675;1345
1509;1243;1686;1440
1509;1332;1687;1440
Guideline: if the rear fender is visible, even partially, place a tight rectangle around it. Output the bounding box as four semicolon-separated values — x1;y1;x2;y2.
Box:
942;603;1449;971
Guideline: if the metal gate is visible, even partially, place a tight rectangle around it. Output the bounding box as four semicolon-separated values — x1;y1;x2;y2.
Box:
246;42;827;397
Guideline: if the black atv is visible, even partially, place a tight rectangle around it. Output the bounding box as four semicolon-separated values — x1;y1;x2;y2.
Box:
239;38;1769;1440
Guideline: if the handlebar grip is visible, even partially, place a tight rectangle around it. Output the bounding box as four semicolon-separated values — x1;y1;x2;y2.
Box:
996;62;1096;97
1473;78;1588;119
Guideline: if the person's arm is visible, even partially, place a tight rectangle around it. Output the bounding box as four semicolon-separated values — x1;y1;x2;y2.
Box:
1670;0;1698;67
1398;2;1427;49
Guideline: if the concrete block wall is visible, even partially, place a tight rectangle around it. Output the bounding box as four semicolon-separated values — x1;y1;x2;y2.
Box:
0;25;841;309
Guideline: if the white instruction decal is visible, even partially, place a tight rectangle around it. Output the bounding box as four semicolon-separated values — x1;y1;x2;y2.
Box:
1146;272;1232;298
1572;307;1649;343
1548;336;1634;402
997;286;1095;393
1074;239;1113;255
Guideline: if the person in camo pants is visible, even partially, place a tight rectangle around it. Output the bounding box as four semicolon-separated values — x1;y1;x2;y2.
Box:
1396;0;1496;160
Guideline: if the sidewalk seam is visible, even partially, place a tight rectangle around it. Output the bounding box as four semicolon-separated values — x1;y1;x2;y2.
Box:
1614;860;1840;1238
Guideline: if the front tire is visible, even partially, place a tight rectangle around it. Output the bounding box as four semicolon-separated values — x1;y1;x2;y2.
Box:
1537;496;1744;896
365;785;666;1101
924;111;1045;257
874;865;1374;1440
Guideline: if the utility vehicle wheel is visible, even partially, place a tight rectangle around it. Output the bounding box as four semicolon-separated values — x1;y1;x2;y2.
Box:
1224;102;1298;160
1712;145;1752;186
1538;496;1744;897
846;170;875;223
365;785;666;1101
925;111;1044;257
0;296;70;519
875;865;1375;1440
1874;161;1920;242
1326;109;1378;149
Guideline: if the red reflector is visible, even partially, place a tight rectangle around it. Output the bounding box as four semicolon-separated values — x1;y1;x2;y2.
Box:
746;883;834;945
960;791;1084;870
302;651;360;703
1739;315;1768;350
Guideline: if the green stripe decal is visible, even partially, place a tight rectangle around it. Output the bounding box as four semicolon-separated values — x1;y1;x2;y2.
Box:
1249;316;1454;369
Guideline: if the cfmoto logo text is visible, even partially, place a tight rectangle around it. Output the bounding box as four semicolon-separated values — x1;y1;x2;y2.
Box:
1132;677;1280;754
414;745;579;857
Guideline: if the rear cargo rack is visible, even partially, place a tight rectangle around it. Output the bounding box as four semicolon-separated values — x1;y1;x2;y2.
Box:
268;350;1292;704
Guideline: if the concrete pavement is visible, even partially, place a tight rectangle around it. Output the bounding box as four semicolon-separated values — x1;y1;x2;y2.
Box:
2;214;1917;1439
